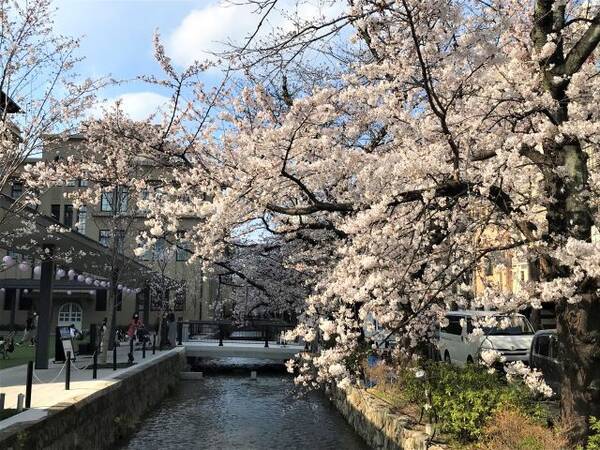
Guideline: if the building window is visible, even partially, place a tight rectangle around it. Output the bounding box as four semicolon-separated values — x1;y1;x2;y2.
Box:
137;189;149;214
115;229;125;253
78;179;89;187
100;192;112;212
176;240;190;261
140;246;152;261
64;205;74;228
19;291;33;310
10;181;23;199
99;230;111;247
66;179;76;187
100;187;128;213
58;302;82;327
153;238;167;260
174;285;186;311
117;187;129;212
96;290;107;311
76;206;87;234
3;288;16;310
51;204;61;221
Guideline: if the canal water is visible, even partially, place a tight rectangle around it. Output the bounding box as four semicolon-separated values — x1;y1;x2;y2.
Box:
122;359;369;450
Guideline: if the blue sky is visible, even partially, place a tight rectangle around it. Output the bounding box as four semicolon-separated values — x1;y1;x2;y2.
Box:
53;0;254;118
51;0;345;119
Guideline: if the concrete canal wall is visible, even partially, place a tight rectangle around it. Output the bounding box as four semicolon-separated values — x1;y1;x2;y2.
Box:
0;348;185;450
329;384;447;450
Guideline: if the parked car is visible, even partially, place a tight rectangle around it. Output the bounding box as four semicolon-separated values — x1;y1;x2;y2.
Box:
530;329;561;394
437;310;535;366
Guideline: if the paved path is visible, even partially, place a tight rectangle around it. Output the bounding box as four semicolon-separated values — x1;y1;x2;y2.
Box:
0;345;180;430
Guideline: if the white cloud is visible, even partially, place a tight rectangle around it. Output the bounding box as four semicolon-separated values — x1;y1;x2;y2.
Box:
168;3;256;67
167;1;346;68
90;91;171;121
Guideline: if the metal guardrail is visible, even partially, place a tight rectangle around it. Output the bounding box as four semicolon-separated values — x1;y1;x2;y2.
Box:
178;321;297;348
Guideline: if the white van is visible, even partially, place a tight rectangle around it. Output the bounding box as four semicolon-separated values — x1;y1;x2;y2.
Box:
436;310;534;366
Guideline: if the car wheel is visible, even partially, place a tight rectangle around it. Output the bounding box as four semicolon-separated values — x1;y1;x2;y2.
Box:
444;351;451;364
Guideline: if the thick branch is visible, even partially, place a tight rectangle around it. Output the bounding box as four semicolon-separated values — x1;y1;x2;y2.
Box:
563;12;600;76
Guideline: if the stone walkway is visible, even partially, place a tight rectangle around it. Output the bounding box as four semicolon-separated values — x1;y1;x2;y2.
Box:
0;345;181;430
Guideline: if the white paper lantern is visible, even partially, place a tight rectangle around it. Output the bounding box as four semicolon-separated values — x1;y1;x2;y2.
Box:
77;274;85;282
33;265;42;276
23;289;29;294
2;255;15;267
56;268;66;279
67;269;76;278
67;290;72;295
85;277;93;285
0;287;5;292
100;281;107;288
88;290;95;295
93;280;100;287
18;262;30;272
117;284;123;290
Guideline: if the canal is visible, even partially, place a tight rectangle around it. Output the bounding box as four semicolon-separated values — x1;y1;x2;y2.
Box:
122;359;369;449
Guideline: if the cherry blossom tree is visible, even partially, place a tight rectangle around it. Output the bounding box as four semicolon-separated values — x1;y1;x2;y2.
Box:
166;1;600;443
46;0;600;443
144;244;186;346
210;240;310;321
26;107;164;362
0;0;99;222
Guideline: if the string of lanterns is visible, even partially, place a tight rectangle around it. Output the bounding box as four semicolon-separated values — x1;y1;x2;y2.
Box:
1;255;143;295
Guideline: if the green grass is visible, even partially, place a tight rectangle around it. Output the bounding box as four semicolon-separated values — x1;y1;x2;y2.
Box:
0;334;56;370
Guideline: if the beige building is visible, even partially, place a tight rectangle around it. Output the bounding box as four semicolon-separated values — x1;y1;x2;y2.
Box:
0;134;216;334
473;225;600;329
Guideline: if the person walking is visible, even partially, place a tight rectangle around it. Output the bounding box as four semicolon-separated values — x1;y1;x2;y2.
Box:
127;313;143;362
98;317;107;353
19;312;37;346
167;312;177;348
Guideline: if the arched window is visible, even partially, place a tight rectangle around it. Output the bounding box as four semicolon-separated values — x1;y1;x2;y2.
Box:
58;302;83;329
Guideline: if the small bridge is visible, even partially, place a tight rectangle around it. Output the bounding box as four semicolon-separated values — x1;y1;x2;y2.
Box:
179;321;306;360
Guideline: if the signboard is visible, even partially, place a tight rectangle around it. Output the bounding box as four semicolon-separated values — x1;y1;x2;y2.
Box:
54;326;76;362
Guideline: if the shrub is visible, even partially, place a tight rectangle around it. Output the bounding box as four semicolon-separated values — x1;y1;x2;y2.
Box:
478;409;566;450
587;416;600;450
369;360;546;443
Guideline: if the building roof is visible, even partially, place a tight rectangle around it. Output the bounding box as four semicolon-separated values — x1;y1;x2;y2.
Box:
0;91;21;114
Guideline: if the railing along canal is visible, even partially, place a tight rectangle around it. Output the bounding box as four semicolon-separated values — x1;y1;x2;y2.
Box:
177;320;299;348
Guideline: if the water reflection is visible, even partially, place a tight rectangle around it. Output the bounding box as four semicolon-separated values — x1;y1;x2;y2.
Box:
123;359;368;450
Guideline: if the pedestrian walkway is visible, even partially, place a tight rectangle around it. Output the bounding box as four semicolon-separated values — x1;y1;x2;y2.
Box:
0;345;180;430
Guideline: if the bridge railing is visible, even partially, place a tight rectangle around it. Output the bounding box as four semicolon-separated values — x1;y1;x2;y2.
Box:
178;320;299;348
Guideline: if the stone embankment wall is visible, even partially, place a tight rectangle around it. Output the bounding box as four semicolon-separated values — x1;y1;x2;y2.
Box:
329;384;447;450
0;349;185;450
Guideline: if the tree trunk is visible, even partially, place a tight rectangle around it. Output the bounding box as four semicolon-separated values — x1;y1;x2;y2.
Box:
545;140;599;445
556;294;600;445
101;279;119;364
157;314;165;348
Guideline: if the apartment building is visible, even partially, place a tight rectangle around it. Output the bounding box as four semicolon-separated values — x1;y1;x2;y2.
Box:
473;225;600;329
0;133;216;333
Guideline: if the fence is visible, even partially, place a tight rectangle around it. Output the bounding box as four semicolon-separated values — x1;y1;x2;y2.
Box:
179;320;297;348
